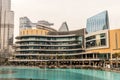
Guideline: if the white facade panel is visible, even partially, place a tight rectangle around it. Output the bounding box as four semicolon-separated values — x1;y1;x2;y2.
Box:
85;30;109;50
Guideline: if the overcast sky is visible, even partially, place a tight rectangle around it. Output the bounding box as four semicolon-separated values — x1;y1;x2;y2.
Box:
11;0;120;38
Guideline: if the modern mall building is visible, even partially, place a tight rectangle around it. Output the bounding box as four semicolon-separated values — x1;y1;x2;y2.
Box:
10;21;86;67
9;11;120;67
85;11;120;66
0;0;14;55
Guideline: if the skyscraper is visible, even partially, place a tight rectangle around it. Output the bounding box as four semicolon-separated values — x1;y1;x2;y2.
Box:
86;11;109;33
0;0;14;55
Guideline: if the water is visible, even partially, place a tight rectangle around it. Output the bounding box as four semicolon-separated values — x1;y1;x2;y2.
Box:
0;67;120;80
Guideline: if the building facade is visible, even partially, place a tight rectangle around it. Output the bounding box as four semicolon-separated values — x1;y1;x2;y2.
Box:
0;0;14;55
86;11;109;33
9;21;86;67
86;11;109;49
9;11;120;67
85;11;120;67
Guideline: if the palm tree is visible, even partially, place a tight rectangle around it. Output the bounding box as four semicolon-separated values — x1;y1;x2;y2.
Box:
113;52;120;68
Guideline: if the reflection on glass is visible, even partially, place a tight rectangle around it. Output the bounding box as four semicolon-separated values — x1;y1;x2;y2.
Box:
86;11;109;33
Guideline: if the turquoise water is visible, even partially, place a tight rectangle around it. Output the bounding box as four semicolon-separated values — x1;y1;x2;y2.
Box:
0;67;120;80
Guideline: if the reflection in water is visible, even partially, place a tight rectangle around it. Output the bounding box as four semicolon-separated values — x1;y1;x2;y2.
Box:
0;70;16;74
0;68;120;80
0;79;47;80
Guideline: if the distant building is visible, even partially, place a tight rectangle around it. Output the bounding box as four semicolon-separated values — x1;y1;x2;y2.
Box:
0;0;14;55
58;22;69;32
19;17;32;30
19;17;54;31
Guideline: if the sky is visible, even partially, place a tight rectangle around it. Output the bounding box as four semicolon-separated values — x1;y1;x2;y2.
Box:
11;0;120;38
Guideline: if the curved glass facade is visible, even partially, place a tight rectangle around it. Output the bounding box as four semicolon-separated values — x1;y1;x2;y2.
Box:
86;11;109;33
10;28;86;66
16;34;84;54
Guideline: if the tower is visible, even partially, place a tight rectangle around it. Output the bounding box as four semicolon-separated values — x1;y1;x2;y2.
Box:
0;0;14;55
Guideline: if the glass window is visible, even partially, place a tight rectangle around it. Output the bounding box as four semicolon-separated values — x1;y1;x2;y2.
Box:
100;33;106;38
101;39;106;46
86;35;95;41
86;11;109;33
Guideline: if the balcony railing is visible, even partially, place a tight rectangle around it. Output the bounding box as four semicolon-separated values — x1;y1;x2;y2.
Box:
9;58;101;62
13;52;87;56
16;43;80;47
16;39;79;42
16;48;83;52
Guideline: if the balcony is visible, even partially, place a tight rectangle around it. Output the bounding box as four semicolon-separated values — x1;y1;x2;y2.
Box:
16;48;83;52
16;39;78;43
9;58;101;62
16;43;80;47
16;34;77;39
13;52;86;56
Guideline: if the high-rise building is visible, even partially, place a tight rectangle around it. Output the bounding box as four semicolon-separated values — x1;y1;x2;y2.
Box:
86;11;109;33
0;0;14;55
